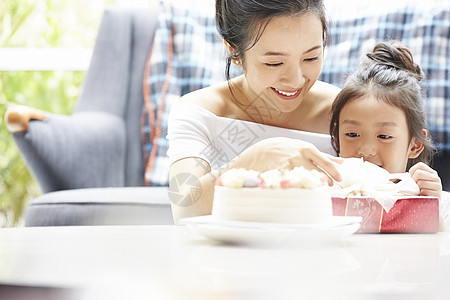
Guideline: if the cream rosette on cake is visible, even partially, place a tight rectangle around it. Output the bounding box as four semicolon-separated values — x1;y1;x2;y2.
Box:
213;167;333;224
333;158;420;212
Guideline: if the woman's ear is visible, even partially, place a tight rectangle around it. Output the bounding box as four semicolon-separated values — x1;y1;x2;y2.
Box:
407;129;426;159
223;40;234;55
223;40;241;67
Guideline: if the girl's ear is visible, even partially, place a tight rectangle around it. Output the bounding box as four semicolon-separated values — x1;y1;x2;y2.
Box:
332;123;340;153
408;129;426;159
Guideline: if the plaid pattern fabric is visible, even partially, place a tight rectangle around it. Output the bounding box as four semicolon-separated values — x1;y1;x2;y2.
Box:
320;1;450;150
141;0;230;186
142;0;450;186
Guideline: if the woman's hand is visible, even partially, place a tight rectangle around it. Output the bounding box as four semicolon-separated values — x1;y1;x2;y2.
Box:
409;162;442;200
230;137;343;183
169;137;342;223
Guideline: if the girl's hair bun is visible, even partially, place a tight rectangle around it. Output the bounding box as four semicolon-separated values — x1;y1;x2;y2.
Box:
366;41;423;82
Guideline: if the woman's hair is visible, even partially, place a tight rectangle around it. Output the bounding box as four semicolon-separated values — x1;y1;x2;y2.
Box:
215;0;328;81
329;41;435;169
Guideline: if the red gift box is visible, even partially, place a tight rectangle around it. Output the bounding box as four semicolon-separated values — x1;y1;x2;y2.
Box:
332;196;439;233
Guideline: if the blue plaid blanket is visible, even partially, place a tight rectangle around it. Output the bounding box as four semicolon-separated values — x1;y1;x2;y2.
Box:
320;1;450;151
142;0;450;186
141;0;236;186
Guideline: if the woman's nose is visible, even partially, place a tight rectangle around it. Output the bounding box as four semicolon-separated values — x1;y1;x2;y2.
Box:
285;64;305;87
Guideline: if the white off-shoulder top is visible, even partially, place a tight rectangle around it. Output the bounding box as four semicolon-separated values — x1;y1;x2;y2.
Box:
167;101;335;170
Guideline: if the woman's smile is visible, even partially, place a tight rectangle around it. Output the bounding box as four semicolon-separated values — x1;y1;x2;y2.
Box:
271;87;302;100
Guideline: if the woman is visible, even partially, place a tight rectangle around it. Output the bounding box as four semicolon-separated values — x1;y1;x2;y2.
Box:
167;0;342;223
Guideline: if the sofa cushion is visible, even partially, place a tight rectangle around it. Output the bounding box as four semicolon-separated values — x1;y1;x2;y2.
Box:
25;187;173;226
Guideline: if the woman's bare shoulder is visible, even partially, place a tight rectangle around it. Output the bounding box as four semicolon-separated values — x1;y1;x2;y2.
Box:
180;81;230;116
310;81;341;112
311;80;341;102
301;80;341;133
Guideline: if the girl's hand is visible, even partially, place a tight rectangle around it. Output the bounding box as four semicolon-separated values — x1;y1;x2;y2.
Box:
409;162;442;200
231;137;343;184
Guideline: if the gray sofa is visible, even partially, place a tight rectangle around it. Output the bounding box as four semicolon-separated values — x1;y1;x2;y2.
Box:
7;4;174;226
5;2;450;226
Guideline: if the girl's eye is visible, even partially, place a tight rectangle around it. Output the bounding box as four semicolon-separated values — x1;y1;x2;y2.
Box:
265;63;282;67
345;132;359;138
378;134;392;139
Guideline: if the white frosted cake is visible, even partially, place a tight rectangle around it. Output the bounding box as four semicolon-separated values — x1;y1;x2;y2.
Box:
213;167;332;224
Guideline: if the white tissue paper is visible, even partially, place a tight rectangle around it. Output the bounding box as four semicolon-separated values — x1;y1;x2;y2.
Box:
333;158;420;212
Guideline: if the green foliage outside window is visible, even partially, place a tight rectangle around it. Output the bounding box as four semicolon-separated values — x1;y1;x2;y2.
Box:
0;0;108;226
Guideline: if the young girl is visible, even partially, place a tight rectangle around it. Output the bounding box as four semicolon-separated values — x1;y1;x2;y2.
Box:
330;41;443;202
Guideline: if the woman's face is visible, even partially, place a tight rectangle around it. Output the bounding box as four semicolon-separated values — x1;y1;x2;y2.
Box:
242;13;324;113
338;94;422;173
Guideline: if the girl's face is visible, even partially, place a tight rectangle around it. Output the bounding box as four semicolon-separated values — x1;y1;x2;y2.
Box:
338;94;422;173
241;14;324;113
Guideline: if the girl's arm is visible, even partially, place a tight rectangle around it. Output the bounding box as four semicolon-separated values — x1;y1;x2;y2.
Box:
409;162;445;231
409;162;442;200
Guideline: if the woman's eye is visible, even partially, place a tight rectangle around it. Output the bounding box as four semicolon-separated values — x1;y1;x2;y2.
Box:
345;132;359;138
265;63;282;67
304;56;319;62
378;134;392;139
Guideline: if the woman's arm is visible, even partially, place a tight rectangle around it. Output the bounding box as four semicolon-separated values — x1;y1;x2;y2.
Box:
169;157;222;223
169;137;343;223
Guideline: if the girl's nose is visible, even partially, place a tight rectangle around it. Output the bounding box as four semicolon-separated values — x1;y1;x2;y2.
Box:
357;142;377;159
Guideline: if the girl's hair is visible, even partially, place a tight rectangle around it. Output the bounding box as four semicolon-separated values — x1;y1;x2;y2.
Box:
329;41;435;169
215;0;328;81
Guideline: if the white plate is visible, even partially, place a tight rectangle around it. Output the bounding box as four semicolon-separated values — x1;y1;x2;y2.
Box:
181;215;362;246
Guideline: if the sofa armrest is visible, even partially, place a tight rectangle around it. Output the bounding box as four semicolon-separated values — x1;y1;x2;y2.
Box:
11;111;126;193
5;105;47;133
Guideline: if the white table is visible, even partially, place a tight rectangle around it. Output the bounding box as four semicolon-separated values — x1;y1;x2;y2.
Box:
0;225;449;300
